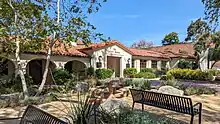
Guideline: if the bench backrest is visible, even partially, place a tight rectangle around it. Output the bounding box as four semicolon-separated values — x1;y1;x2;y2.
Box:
20;105;67;124
130;89;194;114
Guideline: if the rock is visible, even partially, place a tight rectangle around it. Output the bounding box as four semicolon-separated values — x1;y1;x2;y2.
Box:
75;82;89;92
150;89;158;92
158;86;184;96
100;98;130;114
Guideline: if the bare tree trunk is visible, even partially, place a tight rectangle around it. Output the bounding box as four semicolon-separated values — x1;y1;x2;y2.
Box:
8;0;28;99
16;40;28;99
199;48;209;71
36;0;60;95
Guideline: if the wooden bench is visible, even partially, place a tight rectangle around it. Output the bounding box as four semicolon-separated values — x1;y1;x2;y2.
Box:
130;89;202;124
0;105;67;124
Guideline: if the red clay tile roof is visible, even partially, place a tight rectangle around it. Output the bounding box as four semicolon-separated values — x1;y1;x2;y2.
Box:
79;40;134;55
24;40;88;57
129;48;169;59
147;43;196;59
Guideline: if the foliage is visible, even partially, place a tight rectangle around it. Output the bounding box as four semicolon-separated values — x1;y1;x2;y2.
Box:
154;69;167;77
135;72;156;79
95;68;113;79
207;69;220;76
202;0;220;27
87;67;95;77
183;86;216;95
178;59;193;69
160;79;182;89
0;94;56;108
185;18;211;41
122;78;133;86
162;32;180;45
140;68;154;73
52;68;72;85
131;40;153;49
166;68;214;81
117;108;180;124
0;74;33;94
123;68;137;78
131;78;151;90
209;31;220;68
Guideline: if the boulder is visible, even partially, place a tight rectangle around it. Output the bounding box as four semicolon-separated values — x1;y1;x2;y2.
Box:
158;86;184;96
100;98;130;114
75;82;89;92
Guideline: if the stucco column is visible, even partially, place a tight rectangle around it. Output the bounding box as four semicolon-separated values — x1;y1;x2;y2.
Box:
146;60;152;68
134;59;140;72
157;61;162;70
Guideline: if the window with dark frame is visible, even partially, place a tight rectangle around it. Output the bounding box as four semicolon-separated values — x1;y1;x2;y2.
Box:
140;60;147;69
151;60;157;69
161;61;167;70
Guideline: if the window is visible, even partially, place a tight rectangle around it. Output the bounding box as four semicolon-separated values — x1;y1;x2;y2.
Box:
151;60;157;69
161;61;167;70
132;60;134;68
96;62;102;68
140;60;146;69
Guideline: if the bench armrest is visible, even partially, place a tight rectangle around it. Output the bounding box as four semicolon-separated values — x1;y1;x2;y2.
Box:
193;102;202;113
0;117;22;120
193;102;202;108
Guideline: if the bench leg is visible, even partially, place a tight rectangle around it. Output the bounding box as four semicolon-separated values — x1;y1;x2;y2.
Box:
142;104;144;112
190;115;194;124
132;102;135;110
198;112;201;124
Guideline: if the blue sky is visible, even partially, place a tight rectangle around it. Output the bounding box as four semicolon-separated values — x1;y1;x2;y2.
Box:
88;0;205;47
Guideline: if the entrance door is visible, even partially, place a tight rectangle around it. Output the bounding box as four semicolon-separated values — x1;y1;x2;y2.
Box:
107;56;121;77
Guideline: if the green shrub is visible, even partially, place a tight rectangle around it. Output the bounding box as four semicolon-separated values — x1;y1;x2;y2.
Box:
95;68;113;79
123;78;133;86
52;68;72;85
123;68;137;78
87;67;95;77
135;72;156;79
160;79;182;89
178;59;193;69
207;69;220;76
166;68;213;81
140;68;154;73
117;108;180;124
0;74;33;94
184;86;216;96
131;78;151;90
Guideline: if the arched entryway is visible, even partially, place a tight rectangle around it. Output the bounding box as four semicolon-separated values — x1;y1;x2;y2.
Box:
0;57;15;77
64;60;87;79
26;59;56;85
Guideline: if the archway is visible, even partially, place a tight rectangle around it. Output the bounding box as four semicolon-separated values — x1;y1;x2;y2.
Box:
0;57;15;77
26;59;56;85
64;60;87;79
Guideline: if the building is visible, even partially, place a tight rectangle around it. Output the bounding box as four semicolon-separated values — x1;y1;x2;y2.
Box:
0;40;219;84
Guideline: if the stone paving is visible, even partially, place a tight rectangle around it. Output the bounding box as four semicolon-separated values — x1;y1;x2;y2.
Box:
0;94;220;124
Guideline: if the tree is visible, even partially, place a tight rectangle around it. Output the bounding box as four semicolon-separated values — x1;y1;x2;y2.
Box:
131;40;153;49
209;31;220;68
202;0;220;27
1;0;106;96
162;32;180;45
0;0;45;99
185;18;211;41
36;0;106;95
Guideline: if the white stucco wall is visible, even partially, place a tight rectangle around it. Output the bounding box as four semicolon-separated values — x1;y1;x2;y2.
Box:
90;45;132;77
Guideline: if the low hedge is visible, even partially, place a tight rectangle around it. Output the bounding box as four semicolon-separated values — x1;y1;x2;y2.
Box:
140;68;154;73
95;68;113;79
135;72;156;79
166;68;213;81
123;68;137;78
